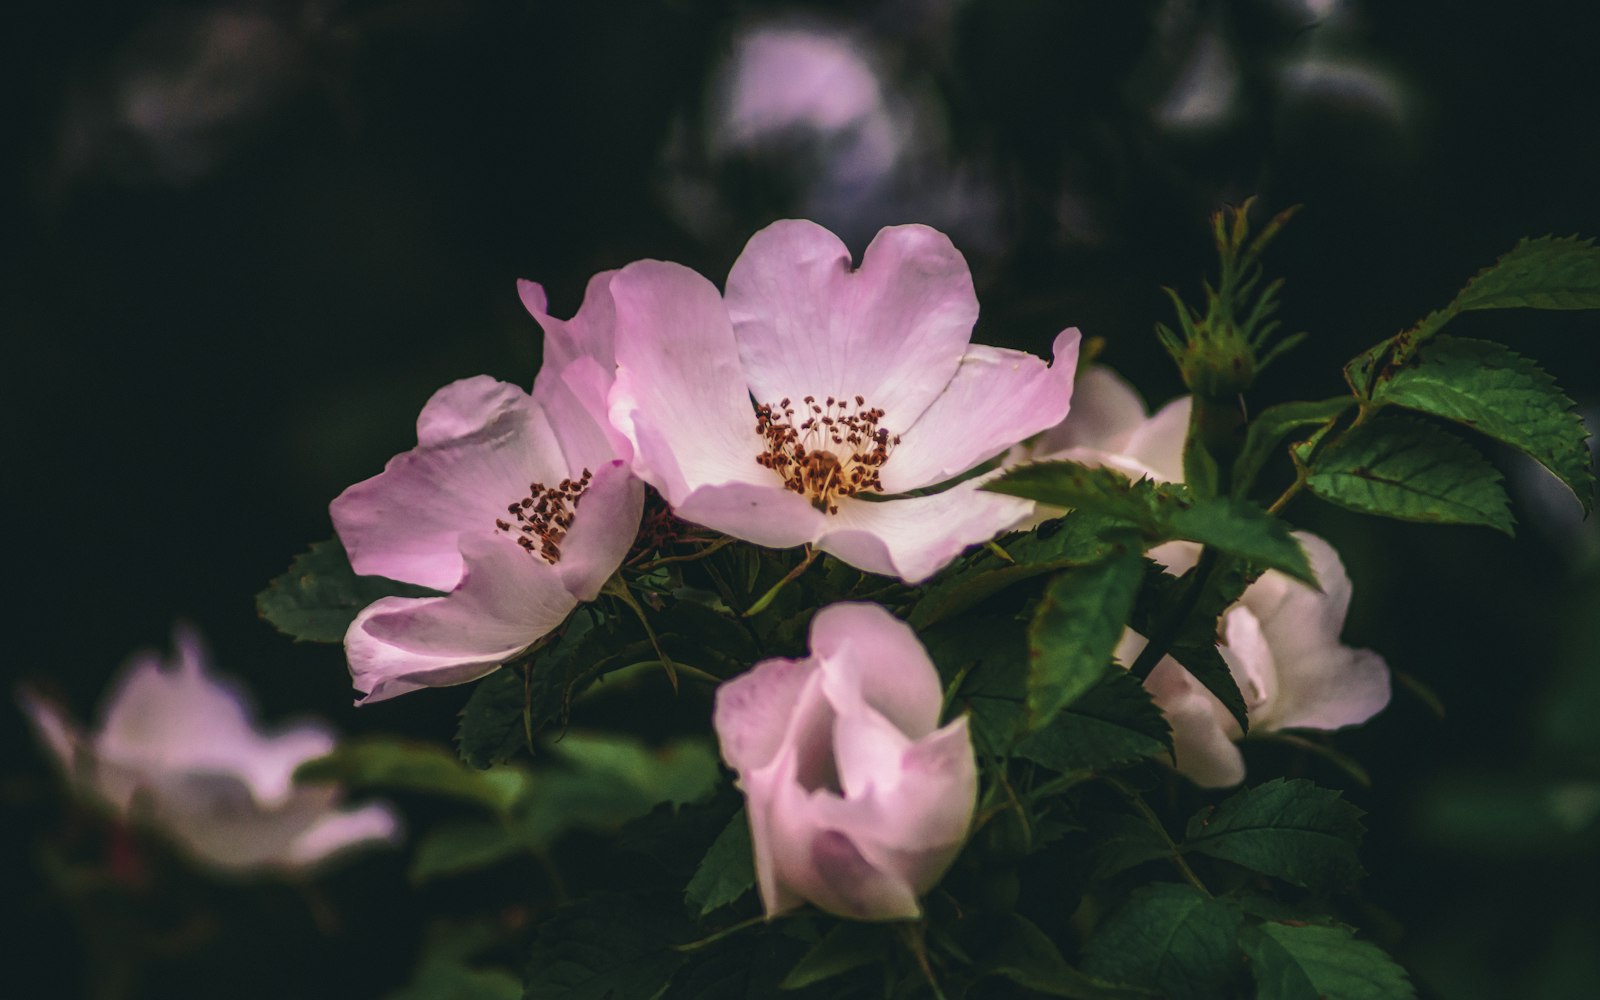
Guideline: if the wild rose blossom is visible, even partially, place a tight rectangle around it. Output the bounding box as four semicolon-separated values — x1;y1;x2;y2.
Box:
713;602;977;920
608;220;1079;583
1031;366;1391;786
18;629;399;874
331;276;643;703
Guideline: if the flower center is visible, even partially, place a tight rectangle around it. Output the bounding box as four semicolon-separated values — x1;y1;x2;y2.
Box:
495;469;592;563
755;395;900;514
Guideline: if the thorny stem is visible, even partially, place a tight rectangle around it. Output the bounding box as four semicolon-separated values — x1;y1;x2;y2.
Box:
602;576;678;691
742;546;818;617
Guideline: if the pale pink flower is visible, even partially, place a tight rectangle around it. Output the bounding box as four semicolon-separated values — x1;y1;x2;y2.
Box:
1036;366;1390;786
713;603;977;921
331;278;643;703
608;220;1079;583
18;629;399;874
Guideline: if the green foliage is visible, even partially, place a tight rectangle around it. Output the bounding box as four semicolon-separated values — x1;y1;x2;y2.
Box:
523;895;688;1000
1304;417;1515;534
1164;499;1314;586
1015;669;1171;773
1242;922;1416;1000
387;920;523;1000
985;461;1166;528
1080;883;1244;1000
683;810;756;916
298;738;529;814
1451;235;1600;312
257;538;439;643
777;924;887;990
1183;778;1366;891
1371;336;1593;511
457;668;530;769
980;914;1157;998
1232;397;1353;499
1026;551;1145;730
1128;557;1254;734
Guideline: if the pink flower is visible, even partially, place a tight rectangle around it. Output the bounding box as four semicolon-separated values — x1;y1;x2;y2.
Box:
713;603;977;920
608;220;1079;583
1037;367;1390;786
18;629;399;874
331;277;643;703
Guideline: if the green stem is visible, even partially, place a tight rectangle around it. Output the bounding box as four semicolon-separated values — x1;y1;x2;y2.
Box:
602;577;678;691
631;535;735;572
742;546;818;617
1103;776;1210;895
672;915;766;953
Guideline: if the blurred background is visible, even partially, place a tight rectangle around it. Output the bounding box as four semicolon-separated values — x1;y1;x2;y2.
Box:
5;0;1598;996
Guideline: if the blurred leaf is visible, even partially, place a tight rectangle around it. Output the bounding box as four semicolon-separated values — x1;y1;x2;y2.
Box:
524;895;688;1000
257;538;439;643
1027;551;1145;730
1015;669;1171;773
1233;398;1354;498
684;810;756;916
1183;778;1366;891
298;738;528;815
410;819;528;884
1242;922;1416;1000
1081;883;1244;1000
982;914;1156;998
1305;417;1514;534
389;963;522;1000
1373;336;1593;511
1451;235;1600;311
520;734;721;846
458;668;529;769
778;924;887;990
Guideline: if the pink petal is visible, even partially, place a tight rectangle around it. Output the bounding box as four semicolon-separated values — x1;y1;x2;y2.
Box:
521;270;618;377
726;221;977;432
1120;396;1190;484
332;377;570;591
347;533;578;704
810;602;942;740
608;260;771;502
17;688;83;778
552;460;645;601
816;482;1033;583
670;479;828;550
714;655;821;776
1119;630;1247;788
285;802;402;868
882;329;1080;492
1031;365;1149;458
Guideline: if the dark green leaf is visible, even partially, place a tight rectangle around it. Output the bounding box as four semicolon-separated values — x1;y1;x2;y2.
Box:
983;914;1157;998
985;461;1162;530
1232;398;1354;499
389;963;522;1000
1373;336;1593;511
1305;417;1514;534
519;734;720;846
524;895;687;1000
1164;498;1315;585
458;668;529;769
1080;883;1244;1000
778;924;887;990
409;819;529;884
1451;235;1600;312
684;810;756;916
1128;559;1252;735
1243;922;1416;1000
1027;551;1146;729
257;539;439;643
1082;811;1181;880
1015;669;1171;773
297;738;528;815
1183;778;1366;891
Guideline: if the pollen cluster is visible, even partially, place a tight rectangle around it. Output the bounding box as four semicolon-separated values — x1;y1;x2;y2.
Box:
496;469;592;563
755;395;900;514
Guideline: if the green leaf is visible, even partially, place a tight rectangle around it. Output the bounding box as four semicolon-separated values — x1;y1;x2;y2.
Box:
1128;559;1253;735
1080;883;1244;1000
389;962;522;1000
1027;551;1146;730
1243;922;1416;1000
1015;669;1172;773
409;819;529;884
524;895;687;1000
1183;778;1366;891
983;914;1157;999
1232;398;1354;499
1082;812;1180;880
297;738;529;815
684;811;756;916
778;924;888;990
1451;235;1600;312
1305;416;1514;534
1165;498;1316;586
985;461;1162;530
457;668;529;769
1373;336;1593;512
257;539;439;643
519;734;720;846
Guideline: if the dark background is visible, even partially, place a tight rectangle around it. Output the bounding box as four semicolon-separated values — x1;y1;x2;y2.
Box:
5;1;1598;996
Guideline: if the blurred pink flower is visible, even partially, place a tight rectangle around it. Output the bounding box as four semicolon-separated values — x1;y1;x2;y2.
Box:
608;220;1079;583
332;278;643;703
18;629;399;874
714;603;976;920
1035;366;1390;786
